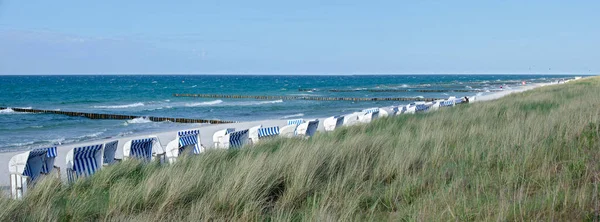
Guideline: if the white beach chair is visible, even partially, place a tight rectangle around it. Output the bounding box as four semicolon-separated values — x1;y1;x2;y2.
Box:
404;105;416;114
324;115;344;131
223;129;250;149
248;125;263;144
279;125;298;138
415;104;430;113
123;137;160;162
8;147;57;199
257;126;280;141
439;100;454;108
296;119;320;137
343;112;361;126
379;107;398;117
360;108;380;123
103;140;119;166
66;144;104;183
165;129;205;164
213;128;235;148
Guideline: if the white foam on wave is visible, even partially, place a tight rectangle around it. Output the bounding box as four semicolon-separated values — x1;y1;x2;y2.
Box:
125;117;153;125
185;100;223;107
282;113;304;119
93;102;145;109
6;141;35;147
416;96;424;98
77;131;105;139
0;108;15;114
256;99;283;105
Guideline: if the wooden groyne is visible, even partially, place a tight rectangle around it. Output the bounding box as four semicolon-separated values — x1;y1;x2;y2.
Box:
172;94;442;102
0;107;236;124
299;88;496;93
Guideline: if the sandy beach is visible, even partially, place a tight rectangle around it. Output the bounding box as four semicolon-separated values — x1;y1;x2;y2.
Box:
0;81;558;190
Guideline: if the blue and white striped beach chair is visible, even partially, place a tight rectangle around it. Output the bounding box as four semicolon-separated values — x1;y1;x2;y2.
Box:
439;100;454;107
258;126;280;139
213;128;235;148
454;98;464;104
362;107;379;114
415;104;430;112
103;140;119;165
123;138;156;161
226;129;249;149
66;144;104;183
37;147;57;175
8;148;51;199
287;119;304;126
166;129;205;163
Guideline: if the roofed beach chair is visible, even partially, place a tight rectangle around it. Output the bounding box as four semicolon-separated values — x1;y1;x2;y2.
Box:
257;126;280;141
287;119;304;126
415;104;430;112
66;144;104;183
453;97;465;105
404;105;416;114
165;129;205;163
439;100;454;108
359;108;379;123
8;147;57;199
296;119;320;137
343;112;361;126
248;125;263;144
213;128;235;148
324;115;344;131
123;137;159;161
223;129;250;149
103;140;119;166
379;107;398;117
279;125;298;138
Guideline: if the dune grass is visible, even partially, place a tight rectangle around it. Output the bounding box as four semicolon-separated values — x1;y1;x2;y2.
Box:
1;77;599;221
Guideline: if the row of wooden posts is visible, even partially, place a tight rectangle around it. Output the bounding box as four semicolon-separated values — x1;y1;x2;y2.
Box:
172;93;442;102
0;107;236;124
302;89;496;93
2;93;444;122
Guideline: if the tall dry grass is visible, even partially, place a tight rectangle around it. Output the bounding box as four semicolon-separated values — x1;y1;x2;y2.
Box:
1;77;599;221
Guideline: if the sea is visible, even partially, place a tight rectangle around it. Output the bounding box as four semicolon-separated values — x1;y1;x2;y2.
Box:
0;74;578;152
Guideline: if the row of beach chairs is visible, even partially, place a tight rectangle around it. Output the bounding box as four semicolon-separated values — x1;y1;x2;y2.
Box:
8;96;467;199
8;119;321;199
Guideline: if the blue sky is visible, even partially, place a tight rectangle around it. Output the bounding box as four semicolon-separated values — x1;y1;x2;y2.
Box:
0;1;598;74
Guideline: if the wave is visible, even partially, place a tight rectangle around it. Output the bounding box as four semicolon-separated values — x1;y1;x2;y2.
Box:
256;100;283;105
125;117;153;124
76;131;105;140
0;108;31;115
93;102;145;109
5;141;35;147
0;108;15;114
282;113;304;119
144;106;173;111
185;100;223;107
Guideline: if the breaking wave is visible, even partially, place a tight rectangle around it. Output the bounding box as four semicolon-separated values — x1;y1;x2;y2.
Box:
93;102;145;109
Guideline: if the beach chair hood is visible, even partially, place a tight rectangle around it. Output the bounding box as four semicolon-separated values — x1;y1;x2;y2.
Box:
66;144;104;179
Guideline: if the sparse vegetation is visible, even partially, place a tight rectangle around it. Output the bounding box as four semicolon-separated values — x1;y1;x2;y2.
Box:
1;77;599;221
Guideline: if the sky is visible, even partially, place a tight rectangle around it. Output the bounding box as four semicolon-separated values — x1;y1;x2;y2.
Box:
0;1;598;75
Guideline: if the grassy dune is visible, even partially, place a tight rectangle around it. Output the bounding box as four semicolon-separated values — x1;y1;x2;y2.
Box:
1;77;599;221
